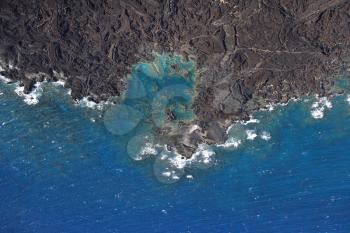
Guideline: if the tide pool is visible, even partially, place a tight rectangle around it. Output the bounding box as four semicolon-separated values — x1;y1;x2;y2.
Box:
1;73;350;232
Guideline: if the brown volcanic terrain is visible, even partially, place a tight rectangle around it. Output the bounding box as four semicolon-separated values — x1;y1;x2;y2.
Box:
0;0;349;156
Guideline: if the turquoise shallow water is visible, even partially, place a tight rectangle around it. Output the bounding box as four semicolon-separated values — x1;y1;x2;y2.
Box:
103;54;196;139
1;65;350;232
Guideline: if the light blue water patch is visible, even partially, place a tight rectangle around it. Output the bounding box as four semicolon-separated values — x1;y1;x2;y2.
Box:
103;54;197;171
1;78;350;232
123;54;197;126
104;104;144;136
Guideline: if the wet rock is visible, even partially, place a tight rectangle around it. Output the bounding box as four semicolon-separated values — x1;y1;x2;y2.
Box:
22;78;35;94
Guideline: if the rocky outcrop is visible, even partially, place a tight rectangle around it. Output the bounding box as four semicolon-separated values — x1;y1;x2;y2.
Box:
0;0;349;156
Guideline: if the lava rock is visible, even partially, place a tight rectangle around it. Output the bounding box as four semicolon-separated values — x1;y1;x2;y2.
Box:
0;0;349;157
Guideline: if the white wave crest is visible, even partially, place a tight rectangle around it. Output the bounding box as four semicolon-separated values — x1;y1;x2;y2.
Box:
260;131;271;141
0;74;11;84
76;97;112;110
127;133;158;161
140;143;158;156
153;149;186;183
168;153;187;169
246;130;257;140
188;144;216;169
218;137;242;149
310;96;332;119
266;103;275;111
52;80;66;87
14;82;43;105
262;98;299;112
347;95;350;105
311;108;324;119
243;118;260;125
162;171;171;177
131;142;158;161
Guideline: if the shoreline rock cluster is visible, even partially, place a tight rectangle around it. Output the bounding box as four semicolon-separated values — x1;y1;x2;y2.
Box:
1;0;350;157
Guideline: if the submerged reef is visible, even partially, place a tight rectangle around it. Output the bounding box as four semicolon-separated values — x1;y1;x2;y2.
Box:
1;0;350;157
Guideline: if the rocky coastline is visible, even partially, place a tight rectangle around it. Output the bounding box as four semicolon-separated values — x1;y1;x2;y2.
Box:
1;0;350;157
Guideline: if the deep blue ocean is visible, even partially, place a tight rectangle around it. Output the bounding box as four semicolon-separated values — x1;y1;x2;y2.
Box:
1;65;350;232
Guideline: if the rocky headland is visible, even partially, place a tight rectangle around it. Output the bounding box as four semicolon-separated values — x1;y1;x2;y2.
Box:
0;0;350;157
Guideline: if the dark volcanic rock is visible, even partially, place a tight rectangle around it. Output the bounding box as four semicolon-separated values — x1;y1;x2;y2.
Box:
0;0;350;156
22;78;35;94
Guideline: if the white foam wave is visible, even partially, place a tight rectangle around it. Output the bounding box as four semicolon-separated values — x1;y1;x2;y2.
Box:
76;97;112;110
260;131;271;141
266;103;275;111
188;144;216;169
168;153;187;169
218;137;242;149
131;142;158;161
140;143;158;156
153;149;186;183
51;71;71;95
0;74;11;84
246;130;257;140
346;95;350;105
162;171;171;177
0;68;112;111
52;80;65;87
261;97;299;112
311;108;324;119
242;117;260;125
14;82;43;105
310;96;332;119
127;134;159;161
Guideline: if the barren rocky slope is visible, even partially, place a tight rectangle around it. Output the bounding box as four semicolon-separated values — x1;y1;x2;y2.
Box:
1;0;349;156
